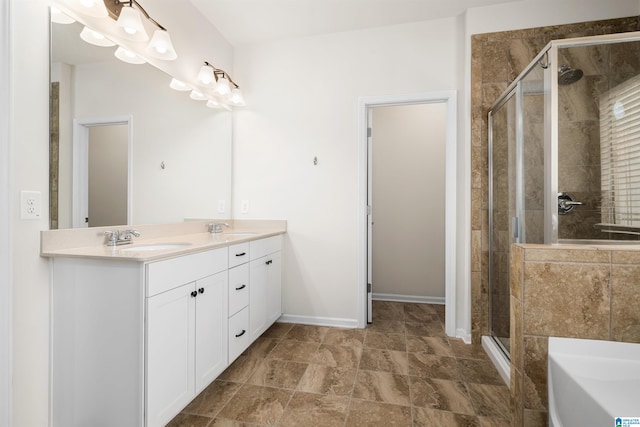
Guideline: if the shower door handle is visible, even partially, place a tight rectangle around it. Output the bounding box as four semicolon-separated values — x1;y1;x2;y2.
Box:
558;192;583;214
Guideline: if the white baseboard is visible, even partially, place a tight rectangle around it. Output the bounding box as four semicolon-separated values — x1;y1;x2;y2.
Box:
277;314;359;329
482;335;510;387
372;293;445;305
456;328;471;344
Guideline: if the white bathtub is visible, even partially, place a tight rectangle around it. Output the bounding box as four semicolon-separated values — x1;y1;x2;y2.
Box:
548;337;640;427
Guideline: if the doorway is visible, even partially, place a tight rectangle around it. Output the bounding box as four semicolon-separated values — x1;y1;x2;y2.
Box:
358;92;457;336
72;116;132;228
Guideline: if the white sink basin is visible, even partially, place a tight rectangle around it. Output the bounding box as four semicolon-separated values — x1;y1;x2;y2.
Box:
119;243;191;252
548;337;640;427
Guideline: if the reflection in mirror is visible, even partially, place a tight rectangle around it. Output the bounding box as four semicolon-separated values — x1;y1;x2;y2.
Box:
50;12;232;229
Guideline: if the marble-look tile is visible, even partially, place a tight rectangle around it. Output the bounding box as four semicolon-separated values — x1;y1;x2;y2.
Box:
372;301;405;321
322;328;364;348
523;336;547;410
413;407;480;427
268;339;320;363
277;392;349;427
218;356;261;383
612;250;640;265
472;231;483;272
467;383;511;419
408;353;460;381
406;336;453;357
208;418;259;427
478;416;511;427
284;325;330;343
183;380;242;417
297;364;357;396
448;339;488;360
433;304;446;323
405;321;446;338
456;358;505;386
611;264;640;343
166;413;213;427
241;337;278;359
524;247;610;263
511;367;524;427
482;41;509;83
510;295;523;372
217;384;292;425
364;331;406;351
366;319;405;335
410;377;475;415
345;399;412;427
403;303;439;322
246;359;308;390
524;409;548;427
510;245;523;301
359;348;408;374
310;344;361;368
261;322;293;340
352;370;411;406
523;262;610;338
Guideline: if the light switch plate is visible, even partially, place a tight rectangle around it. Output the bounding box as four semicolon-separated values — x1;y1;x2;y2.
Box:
21;190;42;220
241;200;249;214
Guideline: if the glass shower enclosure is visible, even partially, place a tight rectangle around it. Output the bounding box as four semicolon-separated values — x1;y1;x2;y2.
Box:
488;32;640;358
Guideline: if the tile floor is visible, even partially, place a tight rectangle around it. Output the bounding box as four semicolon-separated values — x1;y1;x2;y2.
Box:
167;301;511;426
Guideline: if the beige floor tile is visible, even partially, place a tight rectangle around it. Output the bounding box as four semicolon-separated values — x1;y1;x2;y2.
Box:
322;328;365;348
413;407;480;427
345;399;412;427
364;331;407;351
246;359;308;389
406;336;453;356
466;383;511;419
365;319;405;335
208;419;261;427
278;392;349;427
405;321;446;338
261;322;294;340
297;363;357;396
310;344;362;368
284;325;330;342
408;353;461;380
268;339;320;363
478;416;511;426
241;337;279;359
410;377;475;415
218;356;262;383
456;358;505;385
217;384;292;425
183;380;242;417
352;370;411;406
166;413;213;427
449;339;490;360
359;348;409;374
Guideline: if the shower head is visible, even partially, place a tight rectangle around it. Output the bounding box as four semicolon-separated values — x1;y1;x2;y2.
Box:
558;64;583;85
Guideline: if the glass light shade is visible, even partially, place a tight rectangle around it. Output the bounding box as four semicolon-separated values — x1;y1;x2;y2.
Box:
197;65;215;86
77;0;108;17
169;78;190;91
80;26;116;47
51;7;76;24
114;46;146;64
189;90;207;101
214;76;231;96
146;30;177;61
228;88;246;106
116;6;149;41
206;99;223;109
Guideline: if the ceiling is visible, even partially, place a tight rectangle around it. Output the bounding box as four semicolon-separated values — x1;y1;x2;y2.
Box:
188;0;522;46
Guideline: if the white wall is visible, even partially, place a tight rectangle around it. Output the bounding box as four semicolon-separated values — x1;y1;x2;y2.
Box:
371;104;447;299
233;18;459;324
9;1;235;425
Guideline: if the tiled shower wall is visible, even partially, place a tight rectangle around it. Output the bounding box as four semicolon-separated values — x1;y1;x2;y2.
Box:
470;16;640;343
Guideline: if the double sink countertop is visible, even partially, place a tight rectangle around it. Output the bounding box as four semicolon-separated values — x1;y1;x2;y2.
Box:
40;219;287;262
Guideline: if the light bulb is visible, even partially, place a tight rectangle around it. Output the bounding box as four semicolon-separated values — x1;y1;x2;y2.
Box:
214;76;231;96
147;30;177;61
80;26;116;47
114;46;146;65
197;65;215;86
206;99;222;109
229;88;245;106
169;78;190;91
116;6;148;41
190;90;207;101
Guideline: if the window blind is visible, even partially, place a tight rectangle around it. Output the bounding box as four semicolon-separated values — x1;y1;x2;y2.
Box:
600;73;640;228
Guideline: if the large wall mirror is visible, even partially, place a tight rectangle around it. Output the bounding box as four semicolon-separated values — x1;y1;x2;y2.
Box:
50;12;232;229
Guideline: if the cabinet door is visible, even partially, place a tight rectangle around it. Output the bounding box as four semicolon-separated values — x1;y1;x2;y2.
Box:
266;251;282;325
249;257;268;340
146;283;195;427
229;263;249;316
194;271;228;393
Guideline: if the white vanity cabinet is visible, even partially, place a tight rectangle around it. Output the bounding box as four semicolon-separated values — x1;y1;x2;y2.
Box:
145;249;228;427
249;236;283;340
228;243;251;362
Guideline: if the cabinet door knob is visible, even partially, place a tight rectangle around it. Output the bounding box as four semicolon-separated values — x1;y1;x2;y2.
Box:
235;329;246;338
190;291;197;298
265;260;272;265
236;252;246;257
235;284;246;291
198;287;205;294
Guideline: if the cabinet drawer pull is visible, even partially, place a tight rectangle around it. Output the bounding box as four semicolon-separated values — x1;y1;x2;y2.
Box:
265;259;273;265
235;284;246;291
235;329;246;338
235;252;246;257
190;291;198;298
198;287;205;294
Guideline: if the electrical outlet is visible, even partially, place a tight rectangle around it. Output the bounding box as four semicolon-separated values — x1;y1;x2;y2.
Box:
241;200;249;214
217;200;225;213
21;190;42;220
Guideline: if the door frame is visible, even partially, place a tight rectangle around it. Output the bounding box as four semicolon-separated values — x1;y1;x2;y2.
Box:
357;91;458;338
72;116;133;228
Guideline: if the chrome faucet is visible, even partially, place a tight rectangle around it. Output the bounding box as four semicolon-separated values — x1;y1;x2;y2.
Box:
104;229;141;246
208;222;229;233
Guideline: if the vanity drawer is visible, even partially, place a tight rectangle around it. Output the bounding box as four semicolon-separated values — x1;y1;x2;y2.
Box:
250;235;281;260
146;248;228;297
228;242;250;268
228;263;249;316
228;307;250;363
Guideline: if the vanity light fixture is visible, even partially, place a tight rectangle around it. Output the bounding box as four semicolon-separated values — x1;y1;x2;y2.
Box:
169;78;190;91
104;0;177;60
114;46;146;64
77;0;109;18
189;90;207;101
206;98;222;109
197;61;244;105
80;26;116;47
